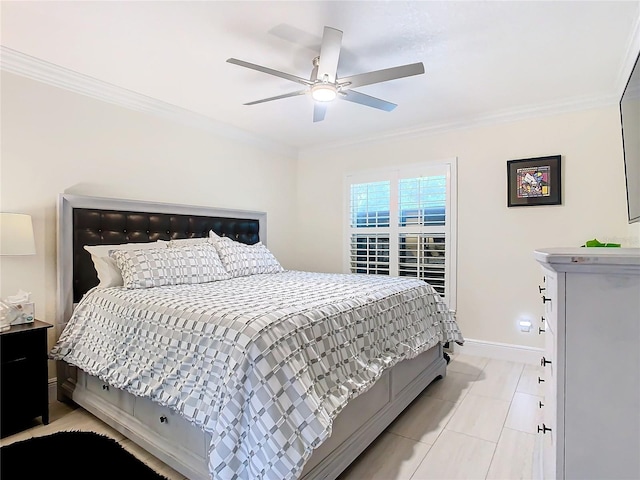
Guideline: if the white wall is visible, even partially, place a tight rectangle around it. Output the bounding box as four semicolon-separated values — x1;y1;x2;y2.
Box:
296;107;640;348
3;69;639;364
0;72;298;375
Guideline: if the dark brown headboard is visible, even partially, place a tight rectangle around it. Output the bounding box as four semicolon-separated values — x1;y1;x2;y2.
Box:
57;194;267;329
73;208;260;302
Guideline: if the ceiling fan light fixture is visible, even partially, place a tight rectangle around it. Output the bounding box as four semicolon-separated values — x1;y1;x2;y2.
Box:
311;84;337;102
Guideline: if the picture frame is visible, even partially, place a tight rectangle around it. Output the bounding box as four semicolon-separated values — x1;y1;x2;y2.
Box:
507;155;562;207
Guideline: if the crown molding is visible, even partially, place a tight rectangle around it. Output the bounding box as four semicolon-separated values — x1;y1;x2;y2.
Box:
303;13;640;156
615;11;640;97
0;46;298;159
1;45;630;159
300;92;619;155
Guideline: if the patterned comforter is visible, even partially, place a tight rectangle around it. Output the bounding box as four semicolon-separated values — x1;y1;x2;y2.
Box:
50;270;463;480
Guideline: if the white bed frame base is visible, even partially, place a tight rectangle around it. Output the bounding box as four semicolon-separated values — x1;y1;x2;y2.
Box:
55;194;448;480
58;347;445;480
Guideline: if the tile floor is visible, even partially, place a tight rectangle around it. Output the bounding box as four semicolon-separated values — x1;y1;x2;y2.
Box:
338;354;542;480
0;354;542;479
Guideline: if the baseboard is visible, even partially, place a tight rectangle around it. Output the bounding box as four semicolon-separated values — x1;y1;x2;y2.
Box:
456;338;543;365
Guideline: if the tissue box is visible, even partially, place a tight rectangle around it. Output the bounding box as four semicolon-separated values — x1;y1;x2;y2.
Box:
11;302;35;325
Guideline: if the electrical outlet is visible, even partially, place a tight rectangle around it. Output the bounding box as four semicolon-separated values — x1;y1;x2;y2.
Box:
519;319;532;332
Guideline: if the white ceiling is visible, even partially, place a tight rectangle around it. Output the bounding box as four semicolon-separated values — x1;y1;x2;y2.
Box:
1;1;639;153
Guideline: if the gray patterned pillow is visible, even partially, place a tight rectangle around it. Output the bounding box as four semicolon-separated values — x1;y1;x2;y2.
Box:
111;243;230;289
167;237;210;248
213;237;284;277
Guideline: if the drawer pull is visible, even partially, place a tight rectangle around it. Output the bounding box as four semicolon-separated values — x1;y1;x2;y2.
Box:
538;285;546;293
542;296;551;303
539;327;546;334
537;376;545;384
539;401;544;408
102;385;109;391
537;424;552;434
541;316;545;323
541;357;552;367
159;416;168;424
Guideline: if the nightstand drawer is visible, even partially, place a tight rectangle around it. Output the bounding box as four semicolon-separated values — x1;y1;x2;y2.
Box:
1;330;41;363
1;357;42;413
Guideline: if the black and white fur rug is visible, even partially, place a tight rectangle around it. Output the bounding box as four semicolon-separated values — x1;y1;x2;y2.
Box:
0;430;170;480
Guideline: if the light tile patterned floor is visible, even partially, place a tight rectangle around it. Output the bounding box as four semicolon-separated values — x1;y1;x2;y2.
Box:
1;354;539;479
338;354;539;480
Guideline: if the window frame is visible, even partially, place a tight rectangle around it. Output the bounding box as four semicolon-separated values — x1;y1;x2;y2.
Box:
343;158;458;311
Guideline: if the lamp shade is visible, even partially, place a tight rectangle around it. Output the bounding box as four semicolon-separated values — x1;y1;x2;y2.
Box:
0;213;36;255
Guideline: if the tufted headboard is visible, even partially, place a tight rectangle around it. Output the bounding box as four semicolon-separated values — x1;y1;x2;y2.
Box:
57;194;267;332
73;208;260;303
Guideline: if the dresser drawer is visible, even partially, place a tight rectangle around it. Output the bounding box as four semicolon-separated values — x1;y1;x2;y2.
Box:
543;326;557;386
542;270;558;335
540;319;557;473
542;426;557;480
85;373;135;415
133;397;207;458
542;325;557;423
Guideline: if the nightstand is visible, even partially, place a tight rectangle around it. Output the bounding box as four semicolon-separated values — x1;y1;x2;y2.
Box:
0;319;53;437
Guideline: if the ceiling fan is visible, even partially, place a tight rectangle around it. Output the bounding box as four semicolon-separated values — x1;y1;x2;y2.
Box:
227;26;425;122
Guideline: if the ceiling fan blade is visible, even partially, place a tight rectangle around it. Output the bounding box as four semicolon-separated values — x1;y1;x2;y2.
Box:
339;62;425;89
313;102;328;122
227;58;313;87
244;90;308;106
317;26;343;83
340;90;397;112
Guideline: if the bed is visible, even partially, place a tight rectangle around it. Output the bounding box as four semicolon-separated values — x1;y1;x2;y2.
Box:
51;193;463;480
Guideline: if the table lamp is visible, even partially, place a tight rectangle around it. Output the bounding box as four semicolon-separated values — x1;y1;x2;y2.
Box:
0;213;36;330
0;213;36;255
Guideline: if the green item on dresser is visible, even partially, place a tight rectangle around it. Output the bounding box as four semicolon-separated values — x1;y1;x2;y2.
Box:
581;238;621;247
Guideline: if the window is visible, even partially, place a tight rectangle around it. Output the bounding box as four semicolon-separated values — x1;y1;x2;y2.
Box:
345;160;457;308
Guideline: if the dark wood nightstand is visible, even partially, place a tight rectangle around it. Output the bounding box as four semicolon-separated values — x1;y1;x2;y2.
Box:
0;320;52;437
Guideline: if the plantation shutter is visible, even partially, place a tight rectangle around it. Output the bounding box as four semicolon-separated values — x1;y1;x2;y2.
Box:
346;161;456;308
397;175;447;298
349;181;390;275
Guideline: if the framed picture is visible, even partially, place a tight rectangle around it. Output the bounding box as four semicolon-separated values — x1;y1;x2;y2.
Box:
507;155;562;207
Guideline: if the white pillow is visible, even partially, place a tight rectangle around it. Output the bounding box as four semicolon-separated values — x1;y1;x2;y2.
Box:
209;229;221;243
111;243;230;289
84;241;168;288
213;237;284;277
167;237;210;248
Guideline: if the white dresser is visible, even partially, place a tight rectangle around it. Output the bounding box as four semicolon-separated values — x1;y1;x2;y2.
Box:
534;248;640;480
